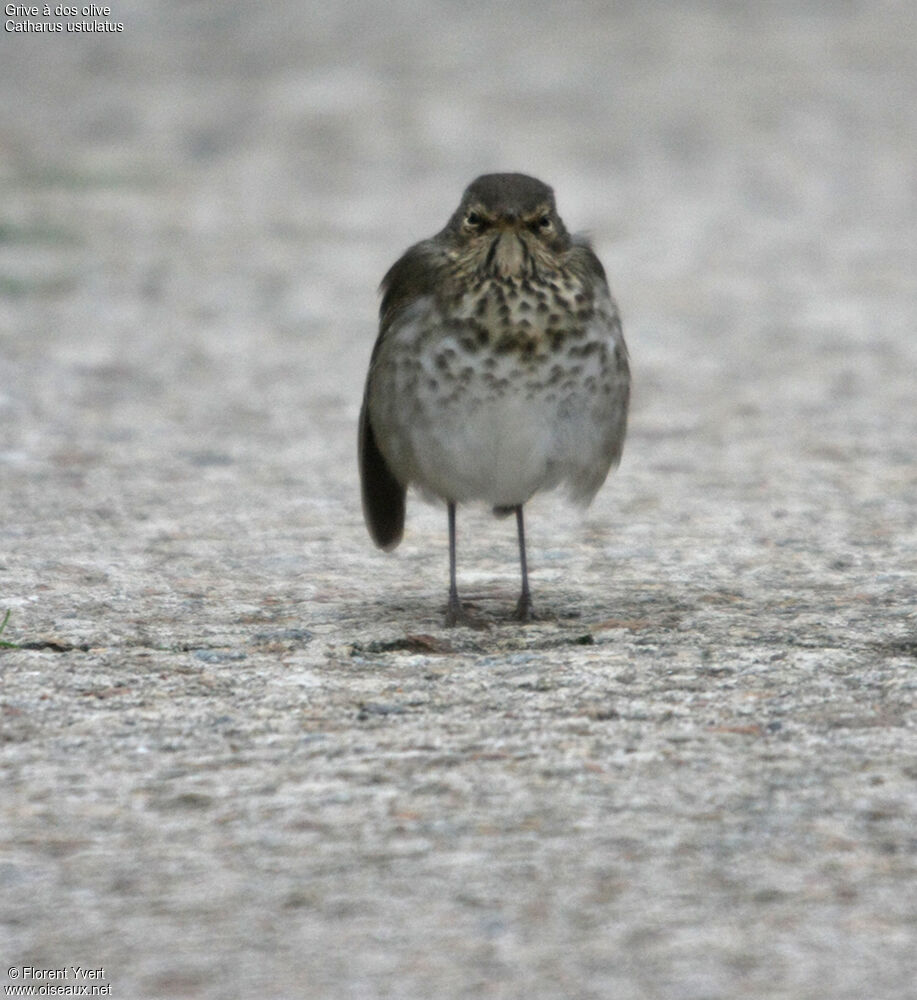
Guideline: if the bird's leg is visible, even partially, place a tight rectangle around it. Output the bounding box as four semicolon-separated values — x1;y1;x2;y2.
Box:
513;504;534;622
445;501;463;626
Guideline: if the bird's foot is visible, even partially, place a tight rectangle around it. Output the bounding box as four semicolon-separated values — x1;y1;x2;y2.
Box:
513;592;535;623
445;595;484;629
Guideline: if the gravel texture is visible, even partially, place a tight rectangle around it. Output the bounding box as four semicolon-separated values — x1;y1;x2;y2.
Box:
1;3;916;998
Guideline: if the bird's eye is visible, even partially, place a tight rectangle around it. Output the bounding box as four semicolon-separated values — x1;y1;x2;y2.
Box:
537;215;553;230
465;211;484;229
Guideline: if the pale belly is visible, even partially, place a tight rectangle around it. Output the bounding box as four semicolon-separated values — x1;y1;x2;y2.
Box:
368;313;629;508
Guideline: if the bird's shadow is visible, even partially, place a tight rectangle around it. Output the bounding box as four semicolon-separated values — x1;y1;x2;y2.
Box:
348;583;666;649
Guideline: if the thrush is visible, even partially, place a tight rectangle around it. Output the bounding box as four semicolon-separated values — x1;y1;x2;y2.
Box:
358;173;630;625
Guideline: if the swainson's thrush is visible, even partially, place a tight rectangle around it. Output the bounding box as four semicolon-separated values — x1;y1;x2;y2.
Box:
359;173;630;625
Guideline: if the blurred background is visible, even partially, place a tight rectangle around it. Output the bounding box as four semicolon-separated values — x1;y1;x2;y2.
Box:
3;0;914;478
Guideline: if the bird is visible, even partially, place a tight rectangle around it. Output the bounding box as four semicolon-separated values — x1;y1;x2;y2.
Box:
358;172;630;626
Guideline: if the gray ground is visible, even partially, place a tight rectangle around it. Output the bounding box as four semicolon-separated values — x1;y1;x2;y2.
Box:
1;2;916;998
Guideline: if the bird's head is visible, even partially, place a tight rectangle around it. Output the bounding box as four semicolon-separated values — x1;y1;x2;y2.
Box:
444;173;571;279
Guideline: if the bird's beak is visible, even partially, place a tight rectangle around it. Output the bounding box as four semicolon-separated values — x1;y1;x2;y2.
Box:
489;224;526;277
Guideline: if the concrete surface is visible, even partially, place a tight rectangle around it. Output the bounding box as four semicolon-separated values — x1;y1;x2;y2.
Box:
1;2;916;998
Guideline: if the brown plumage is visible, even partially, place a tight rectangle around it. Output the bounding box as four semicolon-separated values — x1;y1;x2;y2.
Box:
359;173;630;624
